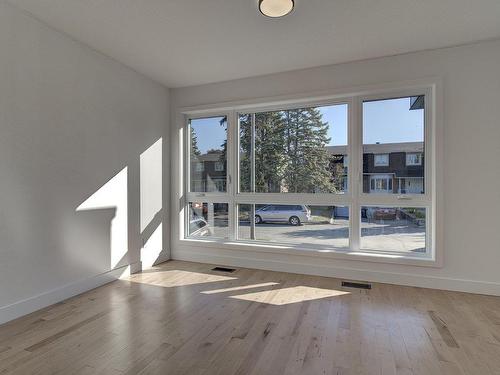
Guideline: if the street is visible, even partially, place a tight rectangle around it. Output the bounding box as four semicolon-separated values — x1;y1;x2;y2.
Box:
210;218;425;253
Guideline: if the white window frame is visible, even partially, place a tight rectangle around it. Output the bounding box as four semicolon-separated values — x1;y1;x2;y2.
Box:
406;152;422;166
374;154;389;166
177;80;441;267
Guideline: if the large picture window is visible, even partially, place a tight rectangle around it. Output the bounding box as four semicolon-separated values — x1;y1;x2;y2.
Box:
183;87;435;262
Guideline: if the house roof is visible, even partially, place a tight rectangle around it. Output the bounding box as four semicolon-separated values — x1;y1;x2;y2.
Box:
195;151;224;162
327;142;424;155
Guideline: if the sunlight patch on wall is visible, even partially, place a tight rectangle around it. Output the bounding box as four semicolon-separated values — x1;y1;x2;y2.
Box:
77;167;128;269
230;286;350;305
141;222;162;268
140;138;162;232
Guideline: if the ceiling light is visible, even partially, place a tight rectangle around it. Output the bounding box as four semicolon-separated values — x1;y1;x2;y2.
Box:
259;0;294;18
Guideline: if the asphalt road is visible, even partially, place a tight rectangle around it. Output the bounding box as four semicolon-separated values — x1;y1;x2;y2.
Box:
209;218;425;253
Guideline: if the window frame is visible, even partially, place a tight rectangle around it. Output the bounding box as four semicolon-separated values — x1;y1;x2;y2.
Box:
374;154;390;167
186;114;230;196
406;152;423;166
178;81;440;267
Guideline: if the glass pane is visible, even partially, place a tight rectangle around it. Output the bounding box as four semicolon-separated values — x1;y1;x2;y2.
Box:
363;96;424;194
239;114;252;193
238;204;349;250
239;104;348;193
190;116;227;192
361;206;426;253
187;202;229;239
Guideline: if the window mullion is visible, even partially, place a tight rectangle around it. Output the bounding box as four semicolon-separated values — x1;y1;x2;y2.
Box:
249;113;256;239
228;110;237;240
350;96;361;252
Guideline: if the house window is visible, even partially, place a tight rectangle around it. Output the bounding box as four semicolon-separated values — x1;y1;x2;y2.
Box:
406;153;422;166
214;161;224;171
183;88;434;262
370;176;393;192
195;163;204;172
374;154;389;166
189;116;227;193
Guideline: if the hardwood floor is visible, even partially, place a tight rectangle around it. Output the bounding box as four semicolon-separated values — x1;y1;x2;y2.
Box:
1;261;500;375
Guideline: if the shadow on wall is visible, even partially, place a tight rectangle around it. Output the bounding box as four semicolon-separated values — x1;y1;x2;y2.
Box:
75;138;164;275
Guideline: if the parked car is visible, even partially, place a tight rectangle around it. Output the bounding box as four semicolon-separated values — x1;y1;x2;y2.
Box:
255;204;311;226
189;218;212;237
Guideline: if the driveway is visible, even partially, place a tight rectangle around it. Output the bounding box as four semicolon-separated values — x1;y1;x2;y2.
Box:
220;218;425;253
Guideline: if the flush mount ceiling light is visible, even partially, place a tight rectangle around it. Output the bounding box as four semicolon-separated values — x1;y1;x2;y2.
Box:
259;0;294;18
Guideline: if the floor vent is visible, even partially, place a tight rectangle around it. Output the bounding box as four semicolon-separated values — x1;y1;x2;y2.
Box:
212;266;236;273
341;281;372;289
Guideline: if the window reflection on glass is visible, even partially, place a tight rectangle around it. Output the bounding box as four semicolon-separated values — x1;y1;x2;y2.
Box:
363;96;424;194
188;202;229;239
189;116;227;192
361;206;426;253
238;204;349;249
239;104;348;194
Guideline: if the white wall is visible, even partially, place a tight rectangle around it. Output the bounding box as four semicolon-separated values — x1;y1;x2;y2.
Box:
171;39;500;295
0;2;169;323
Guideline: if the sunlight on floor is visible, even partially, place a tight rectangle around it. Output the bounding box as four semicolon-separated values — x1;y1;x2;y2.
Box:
230;285;350;305
129;269;237;287
200;282;279;295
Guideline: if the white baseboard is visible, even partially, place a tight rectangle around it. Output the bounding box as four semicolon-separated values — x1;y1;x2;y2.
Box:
0;263;138;325
173;248;500;296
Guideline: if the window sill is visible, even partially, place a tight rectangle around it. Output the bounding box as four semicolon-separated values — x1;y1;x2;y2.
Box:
178;237;440;268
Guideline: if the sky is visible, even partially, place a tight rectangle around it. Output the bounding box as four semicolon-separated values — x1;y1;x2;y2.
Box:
190;117;227;154
190;97;424;153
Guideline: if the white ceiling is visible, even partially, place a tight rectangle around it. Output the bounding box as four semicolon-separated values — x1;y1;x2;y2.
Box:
8;0;500;88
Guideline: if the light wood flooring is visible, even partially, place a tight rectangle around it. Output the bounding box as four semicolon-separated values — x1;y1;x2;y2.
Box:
1;261;500;375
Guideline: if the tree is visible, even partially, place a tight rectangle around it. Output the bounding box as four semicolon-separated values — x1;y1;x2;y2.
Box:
255;111;288;192
239;114;252;192
239;112;288;192
281;107;336;193
219;116;228;161
238;107;337;193
329;154;347;191
190;126;201;157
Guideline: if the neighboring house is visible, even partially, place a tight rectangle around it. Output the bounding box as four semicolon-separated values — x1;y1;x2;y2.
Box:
327;142;424;194
192;143;424;195
191;150;226;192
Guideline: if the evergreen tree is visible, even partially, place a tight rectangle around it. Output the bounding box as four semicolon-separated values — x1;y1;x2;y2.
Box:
254;111;287;192
238;107;338;193
219;116;228;157
190;126;201;157
239;114;252;192
281;107;336;193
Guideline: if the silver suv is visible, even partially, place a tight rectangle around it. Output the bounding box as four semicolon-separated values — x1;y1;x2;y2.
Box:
255;205;311;226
